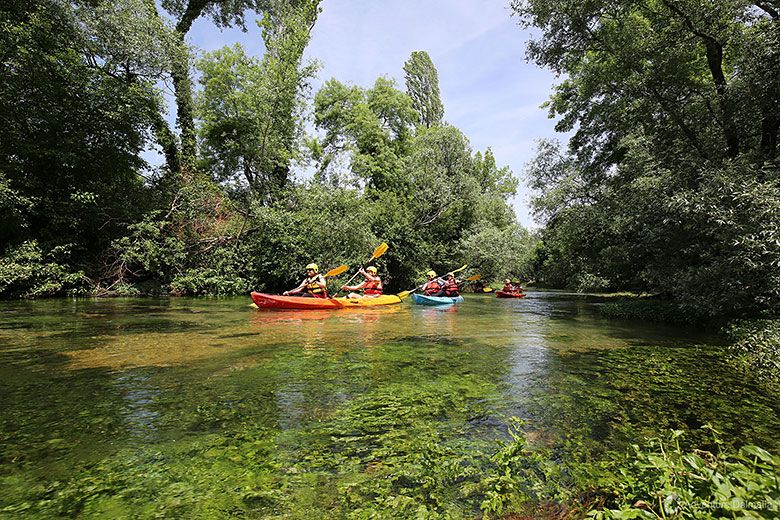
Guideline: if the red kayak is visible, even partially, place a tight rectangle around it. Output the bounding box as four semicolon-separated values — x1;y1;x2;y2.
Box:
251;292;402;310
496;290;526;299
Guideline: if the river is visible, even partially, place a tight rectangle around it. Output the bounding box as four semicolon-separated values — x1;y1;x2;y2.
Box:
1;291;778;518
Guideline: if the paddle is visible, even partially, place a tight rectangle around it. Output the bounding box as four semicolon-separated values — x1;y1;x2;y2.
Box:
324;265;348;278
333;243;389;298
250;264;348;307
397;264;468;299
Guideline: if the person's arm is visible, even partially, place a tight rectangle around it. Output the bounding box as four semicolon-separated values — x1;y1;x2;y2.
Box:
342;280;367;291
283;280;306;296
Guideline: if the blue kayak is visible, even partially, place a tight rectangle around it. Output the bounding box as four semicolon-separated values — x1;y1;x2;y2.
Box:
411;294;464;306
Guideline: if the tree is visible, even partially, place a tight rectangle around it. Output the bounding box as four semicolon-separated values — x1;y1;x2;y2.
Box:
0;0;159;254
511;0;780;170
313;77;417;193
156;0;275;169
196;0;320;203
403;50;445;128
514;0;780;314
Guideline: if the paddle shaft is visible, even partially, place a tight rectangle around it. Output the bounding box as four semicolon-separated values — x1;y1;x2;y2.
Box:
339;261;373;292
333;243;388;298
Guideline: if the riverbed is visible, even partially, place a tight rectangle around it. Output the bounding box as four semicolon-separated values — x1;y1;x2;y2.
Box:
1;291;778;518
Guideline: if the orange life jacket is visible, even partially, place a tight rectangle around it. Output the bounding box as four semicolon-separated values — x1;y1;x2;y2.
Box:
444;278;459;296
422;278;443;295
363;276;383;296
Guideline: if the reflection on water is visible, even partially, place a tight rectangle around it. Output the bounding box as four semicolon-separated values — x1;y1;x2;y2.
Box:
0;291;778;517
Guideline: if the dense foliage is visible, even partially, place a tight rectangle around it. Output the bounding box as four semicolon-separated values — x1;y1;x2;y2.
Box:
515;0;780;318
0;0;534;299
590;430;780;519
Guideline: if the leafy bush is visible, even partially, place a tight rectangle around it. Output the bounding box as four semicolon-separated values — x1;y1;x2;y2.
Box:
590;429;780;519
725;318;780;391
0;241;90;298
599;297;709;325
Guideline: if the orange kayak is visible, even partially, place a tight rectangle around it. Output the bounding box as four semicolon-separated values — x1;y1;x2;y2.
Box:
251;292;403;310
496;290;526;299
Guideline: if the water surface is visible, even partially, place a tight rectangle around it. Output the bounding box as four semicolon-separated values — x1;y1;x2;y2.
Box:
1;291;778;518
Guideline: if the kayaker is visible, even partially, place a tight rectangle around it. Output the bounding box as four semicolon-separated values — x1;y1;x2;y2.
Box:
502;279;513;292
512;280;525;293
283;263;327;298
421;270;445;296
341;266;383;298
443;273;461;297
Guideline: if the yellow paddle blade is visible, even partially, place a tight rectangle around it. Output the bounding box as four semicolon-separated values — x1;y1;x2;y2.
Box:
372;242;389;259
397;290;412;299
466;274;482;281
250;303;258;308
325;264;348;277
447;264;468;276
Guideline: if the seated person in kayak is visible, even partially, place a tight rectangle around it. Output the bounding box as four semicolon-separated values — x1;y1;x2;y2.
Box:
283;263;327;298
471;280;488;292
513;280;525;293
443;273;461;297
341;266;383;298
502;279;513;292
421;270;445;296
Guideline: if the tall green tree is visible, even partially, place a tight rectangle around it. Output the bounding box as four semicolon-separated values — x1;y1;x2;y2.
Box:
511;0;780;172
196;0;320;203
0;0;163;251
156;0;275;169
516;0;780;315
403;50;445;128
314;77;418;193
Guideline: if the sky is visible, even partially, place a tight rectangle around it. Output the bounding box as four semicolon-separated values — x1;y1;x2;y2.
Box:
186;0;565;229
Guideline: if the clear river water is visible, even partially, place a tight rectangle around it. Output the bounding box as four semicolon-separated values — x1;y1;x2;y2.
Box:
1;291;778;519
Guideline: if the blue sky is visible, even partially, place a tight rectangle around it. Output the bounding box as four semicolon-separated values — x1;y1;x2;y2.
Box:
187;0;564;228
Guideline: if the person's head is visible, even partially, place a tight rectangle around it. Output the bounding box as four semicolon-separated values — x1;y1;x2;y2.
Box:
366;266;378;275
426;270;437;279
513;280;521;285
306;263;319;274
446;273;453;280
504;279;511;284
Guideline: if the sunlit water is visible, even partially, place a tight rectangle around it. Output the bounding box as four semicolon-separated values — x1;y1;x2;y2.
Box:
1;291;778;518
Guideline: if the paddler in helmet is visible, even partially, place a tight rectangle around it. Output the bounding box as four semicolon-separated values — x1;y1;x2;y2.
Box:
421;270;445;296
283;263;327;298
502;278;513;292
341;265;383;298
443;273;461;297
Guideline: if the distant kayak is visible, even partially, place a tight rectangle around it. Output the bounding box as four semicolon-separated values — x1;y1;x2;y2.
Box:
496;290;526;299
411;294;464;306
251;292;402;310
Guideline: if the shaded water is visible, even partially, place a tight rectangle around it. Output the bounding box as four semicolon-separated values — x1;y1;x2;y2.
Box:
1;291;778;518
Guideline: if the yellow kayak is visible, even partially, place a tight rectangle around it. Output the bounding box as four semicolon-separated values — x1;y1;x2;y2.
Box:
251;292;403;310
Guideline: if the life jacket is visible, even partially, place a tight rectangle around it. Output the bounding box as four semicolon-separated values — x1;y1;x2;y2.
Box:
502;284;513;292
363;276;383;296
444;278;459;296
305;275;327;298
422;278;443;295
